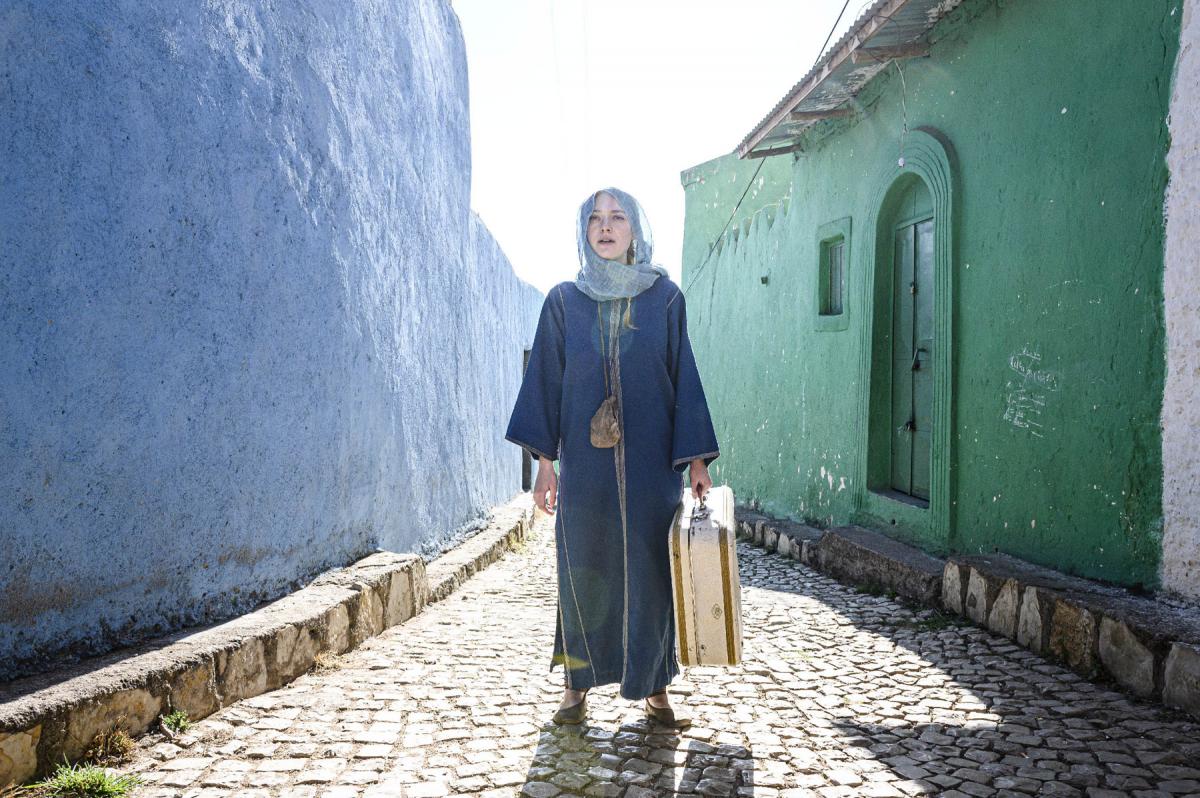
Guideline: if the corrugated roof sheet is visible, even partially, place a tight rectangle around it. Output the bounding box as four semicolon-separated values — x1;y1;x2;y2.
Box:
737;0;964;158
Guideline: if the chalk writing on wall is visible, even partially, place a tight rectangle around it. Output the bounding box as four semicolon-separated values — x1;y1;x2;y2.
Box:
1002;346;1060;437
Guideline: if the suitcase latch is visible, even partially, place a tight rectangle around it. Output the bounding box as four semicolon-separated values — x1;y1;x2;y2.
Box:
691;494;711;521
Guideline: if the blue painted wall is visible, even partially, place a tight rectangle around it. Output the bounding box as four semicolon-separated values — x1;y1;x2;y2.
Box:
0;0;541;679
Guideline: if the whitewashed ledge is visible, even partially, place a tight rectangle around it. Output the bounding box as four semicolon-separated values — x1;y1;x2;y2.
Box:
425;497;534;604
0;493;534;787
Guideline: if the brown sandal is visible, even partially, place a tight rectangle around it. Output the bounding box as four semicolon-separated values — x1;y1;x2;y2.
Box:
552;690;588;725
643;692;692;729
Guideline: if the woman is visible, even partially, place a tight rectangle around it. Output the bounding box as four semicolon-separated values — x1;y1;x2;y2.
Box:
505;187;719;728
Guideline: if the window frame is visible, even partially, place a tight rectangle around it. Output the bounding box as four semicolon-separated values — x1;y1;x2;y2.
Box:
814;217;852;332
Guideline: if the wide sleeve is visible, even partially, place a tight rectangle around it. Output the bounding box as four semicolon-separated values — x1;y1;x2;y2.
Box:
667;288;720;473
505;286;566;461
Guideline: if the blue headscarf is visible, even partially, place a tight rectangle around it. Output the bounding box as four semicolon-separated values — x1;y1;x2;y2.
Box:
574;187;668;302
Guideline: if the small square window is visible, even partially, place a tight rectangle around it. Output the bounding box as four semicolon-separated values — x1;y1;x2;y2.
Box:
815;217;851;332
821;239;844;316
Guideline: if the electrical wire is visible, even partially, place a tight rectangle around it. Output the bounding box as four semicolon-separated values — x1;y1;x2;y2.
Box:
681;0;852;299
681;158;765;297
895;58;910;164
818;0;853;60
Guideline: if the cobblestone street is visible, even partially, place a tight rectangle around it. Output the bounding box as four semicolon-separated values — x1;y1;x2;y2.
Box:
125;512;1200;798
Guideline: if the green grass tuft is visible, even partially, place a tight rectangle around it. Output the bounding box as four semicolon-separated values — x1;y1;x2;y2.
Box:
160;710;191;734
25;760;142;797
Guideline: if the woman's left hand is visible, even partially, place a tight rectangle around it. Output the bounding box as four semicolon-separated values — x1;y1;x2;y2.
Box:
688;459;712;500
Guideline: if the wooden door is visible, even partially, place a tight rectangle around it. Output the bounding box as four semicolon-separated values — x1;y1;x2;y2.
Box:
890;217;934;501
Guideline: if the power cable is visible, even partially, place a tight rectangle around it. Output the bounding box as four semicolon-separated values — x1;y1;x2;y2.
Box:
818;0;853;60
681;0;856;299
681;158;765;297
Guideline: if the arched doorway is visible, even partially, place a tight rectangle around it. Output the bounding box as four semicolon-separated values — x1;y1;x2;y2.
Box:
854;128;956;550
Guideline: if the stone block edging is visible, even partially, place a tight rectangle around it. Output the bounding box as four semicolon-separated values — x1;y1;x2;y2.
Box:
0;494;534;786
425;499;534;604
733;504;1200;722
734;508;942;606
735;508;824;567
943;553;1200;720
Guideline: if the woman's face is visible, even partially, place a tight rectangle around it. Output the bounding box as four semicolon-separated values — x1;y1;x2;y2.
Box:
586;192;634;263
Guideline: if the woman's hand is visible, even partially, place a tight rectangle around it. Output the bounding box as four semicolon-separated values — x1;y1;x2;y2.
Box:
534;456;558;515
689;459;712;501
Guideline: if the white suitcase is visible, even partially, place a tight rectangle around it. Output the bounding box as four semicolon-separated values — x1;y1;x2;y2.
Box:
668;485;743;666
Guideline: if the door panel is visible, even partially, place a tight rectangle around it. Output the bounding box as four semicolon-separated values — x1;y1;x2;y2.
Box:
890;225;915;495
911;219;935;500
890;216;934;502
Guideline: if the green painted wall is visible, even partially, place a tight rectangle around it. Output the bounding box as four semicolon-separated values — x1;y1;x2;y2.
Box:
681;0;1181;590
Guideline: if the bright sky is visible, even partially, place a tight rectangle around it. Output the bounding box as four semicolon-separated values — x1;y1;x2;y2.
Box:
453;0;863;293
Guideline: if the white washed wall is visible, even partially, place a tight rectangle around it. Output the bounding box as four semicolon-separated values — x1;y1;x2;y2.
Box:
0;0;541;678
1162;0;1200;600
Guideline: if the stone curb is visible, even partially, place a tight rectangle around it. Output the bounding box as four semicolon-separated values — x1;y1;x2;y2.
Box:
812;525;945;606
735;508;824;566
734;509;942;606
735;504;1200;723
0;494;534;786
425;499;535;604
944;553;1200;720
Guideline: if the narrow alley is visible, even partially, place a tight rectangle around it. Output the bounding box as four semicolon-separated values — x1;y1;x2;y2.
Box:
3;2;1199;797
122;515;1200;798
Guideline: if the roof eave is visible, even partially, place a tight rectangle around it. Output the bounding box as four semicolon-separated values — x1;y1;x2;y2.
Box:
737;0;950;159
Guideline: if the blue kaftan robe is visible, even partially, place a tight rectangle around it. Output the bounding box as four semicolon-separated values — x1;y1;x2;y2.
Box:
505;277;719;700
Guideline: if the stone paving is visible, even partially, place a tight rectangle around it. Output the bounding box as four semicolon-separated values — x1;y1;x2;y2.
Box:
123;512;1200;797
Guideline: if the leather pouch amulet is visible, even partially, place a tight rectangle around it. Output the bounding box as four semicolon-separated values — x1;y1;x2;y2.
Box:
590;395;621;448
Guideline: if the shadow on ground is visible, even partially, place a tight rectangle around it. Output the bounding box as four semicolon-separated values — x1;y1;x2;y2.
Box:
521;715;754;797
741;542;1200;795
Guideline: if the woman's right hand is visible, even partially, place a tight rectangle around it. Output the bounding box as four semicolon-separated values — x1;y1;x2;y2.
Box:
534;456;558;515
